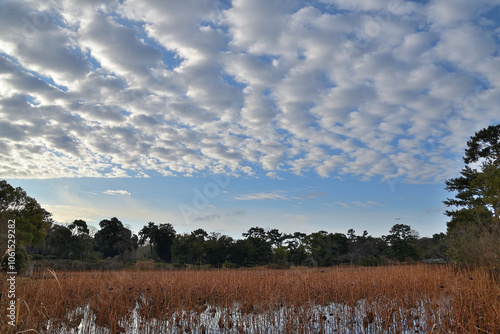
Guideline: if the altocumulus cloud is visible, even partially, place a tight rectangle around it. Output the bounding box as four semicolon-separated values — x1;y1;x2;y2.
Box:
1;0;500;183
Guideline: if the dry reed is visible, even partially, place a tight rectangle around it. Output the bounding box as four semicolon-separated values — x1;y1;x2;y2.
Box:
1;265;499;333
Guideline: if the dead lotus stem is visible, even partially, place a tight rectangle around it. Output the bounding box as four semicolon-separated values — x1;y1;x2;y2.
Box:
3;265;500;333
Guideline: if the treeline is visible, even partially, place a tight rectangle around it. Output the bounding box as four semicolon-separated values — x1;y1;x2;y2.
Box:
28;217;447;269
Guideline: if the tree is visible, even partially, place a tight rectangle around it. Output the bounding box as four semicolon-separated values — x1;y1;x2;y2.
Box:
139;222;176;262
139;222;156;257
1;180;52;272
242;226;267;240
94;217;138;259
472;160;500;219
286;232;307;266
383;224;420;262
266;229;291;248
445;124;500;220
45;224;73;258
444;124;500;267
171;234;191;265
68;219;90;236
305;231;348;266
154;223;176;262
346;230;384;264
445;206;497;266
416;233;447;261
188;229;208;265
347;229;357;242
463;124;500;165
67;220;93;260
171;229;208;265
205;233;233;266
271;246;290;268
228;239;251;266
242;227;272;265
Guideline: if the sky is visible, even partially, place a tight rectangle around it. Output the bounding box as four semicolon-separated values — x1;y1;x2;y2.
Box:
1;0;500;239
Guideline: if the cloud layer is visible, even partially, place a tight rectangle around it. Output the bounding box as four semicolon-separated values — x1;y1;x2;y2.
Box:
1;0;500;183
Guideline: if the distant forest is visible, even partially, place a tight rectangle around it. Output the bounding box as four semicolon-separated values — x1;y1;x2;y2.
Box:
10;206;449;271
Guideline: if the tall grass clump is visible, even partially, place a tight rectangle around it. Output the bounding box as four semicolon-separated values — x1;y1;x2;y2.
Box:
1;264;498;333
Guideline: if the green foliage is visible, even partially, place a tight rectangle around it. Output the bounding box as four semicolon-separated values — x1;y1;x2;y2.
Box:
26;219;445;269
171;229;212;265
383;224;421;262
416;233;447;260
446;207;498;267
346;229;386;263
270;246;290;269
472;159;500;219
266;229;290;248
287;232;308;266
94;217;138;259
243;227;273;265
228;239;251;266
69;219;90;235
0;180;52;273
0;180;52;247
305;231;348;266
205;233;233;266
463;124;500;164
139;222;176;262
35;220;94;260
171;234;191;265
45;224;73;258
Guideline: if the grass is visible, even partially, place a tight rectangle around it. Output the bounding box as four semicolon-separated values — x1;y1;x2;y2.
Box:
1;265;499;333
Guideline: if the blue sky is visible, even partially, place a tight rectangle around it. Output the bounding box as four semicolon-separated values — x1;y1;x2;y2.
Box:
10;174;448;238
1;0;500;238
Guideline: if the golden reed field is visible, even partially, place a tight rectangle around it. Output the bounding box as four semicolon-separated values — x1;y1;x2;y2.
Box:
1;265;499;334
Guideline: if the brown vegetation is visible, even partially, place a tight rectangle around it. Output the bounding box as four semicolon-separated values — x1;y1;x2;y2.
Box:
1;265;499;333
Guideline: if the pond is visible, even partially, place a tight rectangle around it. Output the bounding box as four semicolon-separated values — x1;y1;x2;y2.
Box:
46;296;452;334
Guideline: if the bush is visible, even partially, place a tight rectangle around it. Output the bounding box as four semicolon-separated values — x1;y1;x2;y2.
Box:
358;256;381;266
447;222;500;268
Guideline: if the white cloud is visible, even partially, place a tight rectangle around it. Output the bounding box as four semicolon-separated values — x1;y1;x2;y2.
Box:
427;0;498;27
434;25;497;70
331;200;383;209
234;191;288;201
104;189;131;196
352;201;370;207
42;204;113;224
319;0;390;12
266;171;284;180
1;0;499;183
366;201;383;207
333;202;351;209
224;0;299;55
